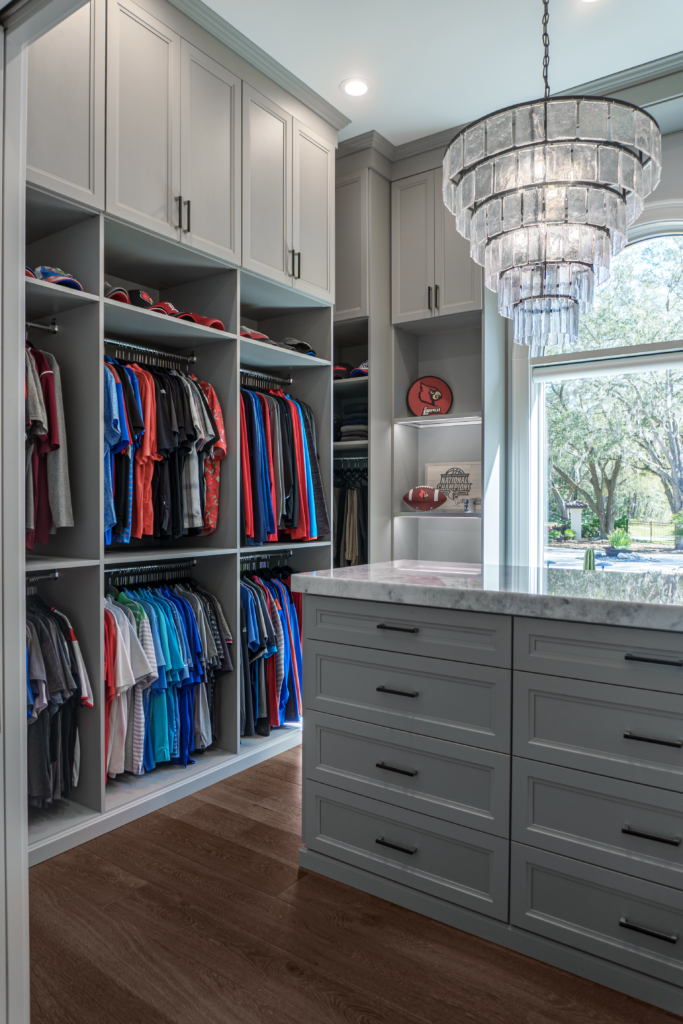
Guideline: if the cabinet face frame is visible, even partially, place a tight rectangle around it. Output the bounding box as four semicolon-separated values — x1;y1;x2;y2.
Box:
241;83;293;286
391;170;435;325
105;0;181;239
292;117;335;302
179;39;241;264
334;168;368;321
434;167;482;318
26;0;105;210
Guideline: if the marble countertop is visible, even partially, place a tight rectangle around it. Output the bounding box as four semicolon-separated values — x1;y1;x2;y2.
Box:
290;560;683;632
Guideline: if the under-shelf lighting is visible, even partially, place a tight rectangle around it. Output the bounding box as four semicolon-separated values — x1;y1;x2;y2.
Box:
395;415;482;428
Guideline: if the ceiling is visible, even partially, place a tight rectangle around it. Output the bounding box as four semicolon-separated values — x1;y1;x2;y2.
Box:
202;0;683;144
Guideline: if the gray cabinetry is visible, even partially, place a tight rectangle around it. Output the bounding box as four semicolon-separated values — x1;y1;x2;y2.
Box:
26;0;105;209
293;119;335;301
334;169;368;320
391;168;482;325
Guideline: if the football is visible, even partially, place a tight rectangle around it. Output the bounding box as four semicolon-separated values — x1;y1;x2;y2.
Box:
403;487;447;512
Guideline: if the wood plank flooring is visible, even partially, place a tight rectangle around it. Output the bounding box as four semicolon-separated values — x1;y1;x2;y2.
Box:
30;746;680;1024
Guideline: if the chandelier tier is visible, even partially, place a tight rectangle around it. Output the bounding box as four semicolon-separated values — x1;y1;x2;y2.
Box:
442;4;662;349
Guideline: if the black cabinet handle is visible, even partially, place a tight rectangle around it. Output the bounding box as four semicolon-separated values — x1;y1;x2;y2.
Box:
175;195;183;230
183;199;191;233
625;653;683;668
619;917;678;944
376;685;418;698
427;285;432;310
622;825;681;847
289;249;296;276
377;623;418;634
624;731;682;748
376;836;416;855
376;761;418;778
296;252;301;279
434;284;439;309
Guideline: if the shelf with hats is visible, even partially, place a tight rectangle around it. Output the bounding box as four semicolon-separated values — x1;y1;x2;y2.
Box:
25;278;100;319
103;297;238;348
239;335;331;371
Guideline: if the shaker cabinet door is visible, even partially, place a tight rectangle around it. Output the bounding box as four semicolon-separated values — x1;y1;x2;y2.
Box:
335;169;368;320
434;170;482;317
242;84;293;285
106;0;181;239
27;0;105;209
391;171;435;324
292;118;335;301
179;41;241;263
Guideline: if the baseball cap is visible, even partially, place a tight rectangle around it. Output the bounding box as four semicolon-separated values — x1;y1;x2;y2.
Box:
350;360;369;377
34;266;83;291
105;282;131;304
333;363;353;379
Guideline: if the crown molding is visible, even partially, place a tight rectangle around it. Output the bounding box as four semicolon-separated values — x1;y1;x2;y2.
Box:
557;51;683;98
166;0;350;131
392;124;466;161
337;130;395;161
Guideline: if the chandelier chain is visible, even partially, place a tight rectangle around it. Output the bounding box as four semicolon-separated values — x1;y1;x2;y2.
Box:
542;0;550;99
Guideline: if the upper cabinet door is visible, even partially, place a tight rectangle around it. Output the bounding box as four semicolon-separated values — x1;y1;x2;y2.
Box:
26;0;105;209
335;168;368;321
391;171;435;324
292;118;335;302
434;169;482;317
179;41;241;263
242;85;292;285
106;0;180;239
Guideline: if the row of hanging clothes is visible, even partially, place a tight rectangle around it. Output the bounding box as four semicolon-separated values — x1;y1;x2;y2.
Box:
240;369;330;546
333;458;368;567
25;331;74;550
26;573;93;808
239;554;304;738
104;561;233;779
104;341;226;546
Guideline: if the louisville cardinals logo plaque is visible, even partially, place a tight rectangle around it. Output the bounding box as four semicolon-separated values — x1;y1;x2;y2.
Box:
406;376;453;417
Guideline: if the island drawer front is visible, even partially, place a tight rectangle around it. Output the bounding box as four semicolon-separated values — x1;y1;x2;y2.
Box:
304;711;510;836
511;842;683;986
304;781;509;920
304;640;511;752
304;596;511;668
514;617;683;694
513;671;683;790
512;758;683;889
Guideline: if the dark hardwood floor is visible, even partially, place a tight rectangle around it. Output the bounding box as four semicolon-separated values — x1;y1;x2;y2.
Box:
30;746;680;1024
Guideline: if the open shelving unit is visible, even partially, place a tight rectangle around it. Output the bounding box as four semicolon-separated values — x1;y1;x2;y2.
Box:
24;182;333;864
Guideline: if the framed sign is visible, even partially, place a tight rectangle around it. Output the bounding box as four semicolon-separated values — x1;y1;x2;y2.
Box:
425;462;482;512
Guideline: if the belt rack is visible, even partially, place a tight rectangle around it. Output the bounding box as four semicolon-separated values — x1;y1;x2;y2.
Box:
240;368;292;391
240;549;292;572
26;570;59;596
334;456;368;468
104;559;197;587
104;338;196;369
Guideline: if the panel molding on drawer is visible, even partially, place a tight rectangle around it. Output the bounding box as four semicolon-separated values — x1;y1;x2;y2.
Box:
305;596;511;668
513;670;683;789
512;757;683;889
305;640;511;751
305;781;509;920
511;842;683;987
514;617;683;693
305;711;510;836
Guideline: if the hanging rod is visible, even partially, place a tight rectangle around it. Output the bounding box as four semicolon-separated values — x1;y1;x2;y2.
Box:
26;571;59;583
334;457;368;468
240;367;292;389
26;319;58;334
104;338;196;364
105;559;197;575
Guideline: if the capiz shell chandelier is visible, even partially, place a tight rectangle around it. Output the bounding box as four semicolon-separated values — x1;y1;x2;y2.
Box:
442;0;661;350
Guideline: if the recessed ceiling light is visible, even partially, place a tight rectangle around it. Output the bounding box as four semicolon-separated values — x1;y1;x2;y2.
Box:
340;78;370;97
580;0;600;3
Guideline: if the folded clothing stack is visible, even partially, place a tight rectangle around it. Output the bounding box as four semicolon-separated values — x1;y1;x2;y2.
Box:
339;399;368;442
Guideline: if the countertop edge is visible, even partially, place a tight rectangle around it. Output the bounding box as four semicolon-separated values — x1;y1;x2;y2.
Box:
290;575;683;632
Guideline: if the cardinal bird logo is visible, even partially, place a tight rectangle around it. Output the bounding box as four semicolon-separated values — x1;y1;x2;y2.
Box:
418;383;442;406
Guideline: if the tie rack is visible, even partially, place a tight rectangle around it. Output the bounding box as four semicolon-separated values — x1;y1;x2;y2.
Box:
240;549;292;572
240;368;292;391
104;559;197;587
334;456;368;468
104;338;196;368
26;571;59;595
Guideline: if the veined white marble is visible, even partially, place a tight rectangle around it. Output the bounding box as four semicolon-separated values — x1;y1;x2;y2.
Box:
290;560;683;632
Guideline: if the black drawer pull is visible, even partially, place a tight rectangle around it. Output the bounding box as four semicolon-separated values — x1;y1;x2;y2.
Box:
376;761;418;777
376;685;419;698
624;731;682;748
622;825;681;847
375;836;416;855
377;623;419;634
625;653;683;668
619;917;678;944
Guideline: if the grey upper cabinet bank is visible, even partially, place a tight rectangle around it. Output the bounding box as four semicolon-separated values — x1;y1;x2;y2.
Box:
391;167;482;324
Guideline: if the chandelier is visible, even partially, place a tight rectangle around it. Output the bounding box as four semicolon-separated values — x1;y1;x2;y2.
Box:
442;0;662;350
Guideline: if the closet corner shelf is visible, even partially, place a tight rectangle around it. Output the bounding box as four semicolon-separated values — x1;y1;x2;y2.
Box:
103;298;238;349
334;440;368;450
26;555;101;571
25;278;99;319
103;547;237;565
333;376;368;398
239;336;331;371
394;414;482;429
240;540;331;553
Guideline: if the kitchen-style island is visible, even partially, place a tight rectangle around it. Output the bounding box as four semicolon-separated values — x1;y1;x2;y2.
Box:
291;560;683;1017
